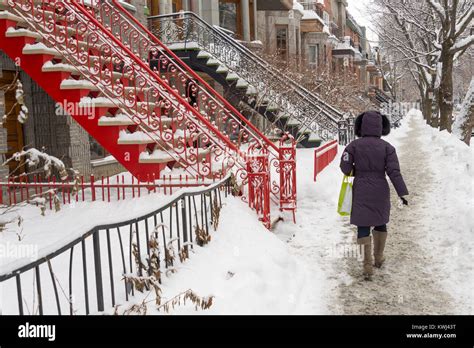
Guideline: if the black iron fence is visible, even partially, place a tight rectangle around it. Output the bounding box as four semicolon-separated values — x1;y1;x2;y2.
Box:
0;176;232;315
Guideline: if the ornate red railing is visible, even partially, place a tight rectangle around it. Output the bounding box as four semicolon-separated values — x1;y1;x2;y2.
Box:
3;0;297;225
7;0;245;177
314;140;338;181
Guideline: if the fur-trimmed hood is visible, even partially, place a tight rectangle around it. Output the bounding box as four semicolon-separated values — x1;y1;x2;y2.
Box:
354;111;391;137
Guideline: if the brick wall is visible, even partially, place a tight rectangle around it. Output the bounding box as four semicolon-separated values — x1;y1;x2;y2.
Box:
1;52;92;178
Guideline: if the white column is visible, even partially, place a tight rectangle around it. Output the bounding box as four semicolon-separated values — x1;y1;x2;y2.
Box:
252;0;258;41
202;0;219;26
190;0;202;16
241;0;251;41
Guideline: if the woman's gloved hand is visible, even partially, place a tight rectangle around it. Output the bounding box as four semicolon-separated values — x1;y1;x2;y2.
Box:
400;196;408;206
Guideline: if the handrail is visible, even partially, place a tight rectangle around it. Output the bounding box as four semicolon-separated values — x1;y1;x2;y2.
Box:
0;175;232;315
6;0;260;181
0;175;231;281
70;2;243;155
108;0;278;154
149;12;344;122
4;0;293;230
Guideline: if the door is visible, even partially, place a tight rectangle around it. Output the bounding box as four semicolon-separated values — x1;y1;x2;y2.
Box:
0;71;25;176
172;0;183;12
219;0;242;38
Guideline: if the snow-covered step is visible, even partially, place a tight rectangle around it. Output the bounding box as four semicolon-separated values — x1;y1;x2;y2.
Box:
42;61;79;74
236;78;249;89
22;42;60;57
307;132;322;142
277;112;290;120
5;27;42;40
79;97;120;108
139;149;176;164
246;85;258;95
197;50;212;59
0;10;24;23
117;130;155;145
266;103;279;112
226;72;239;81
98;114;136;126
167;42;200;51
216;65;229;74
60;79;99;91
88;55;114;66
206;58;220;66
287;118;300;127
124;86;151;94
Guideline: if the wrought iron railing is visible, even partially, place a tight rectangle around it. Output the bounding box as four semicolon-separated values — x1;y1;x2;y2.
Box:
82;0;296;223
4;0;296;226
6;0;247;180
0;176;231;315
148;12;348;142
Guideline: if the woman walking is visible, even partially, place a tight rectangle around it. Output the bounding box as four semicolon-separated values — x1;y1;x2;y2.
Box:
340;111;409;280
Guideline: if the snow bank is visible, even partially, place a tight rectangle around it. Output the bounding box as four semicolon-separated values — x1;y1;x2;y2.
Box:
273;146;348;314
394;109;474;314
129;198;313;315
452;79;473;141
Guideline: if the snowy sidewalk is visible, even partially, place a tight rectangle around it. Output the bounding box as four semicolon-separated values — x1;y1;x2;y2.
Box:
276;109;473;314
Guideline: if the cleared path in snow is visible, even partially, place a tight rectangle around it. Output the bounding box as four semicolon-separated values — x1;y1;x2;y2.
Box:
276;111;467;314
333;114;456;315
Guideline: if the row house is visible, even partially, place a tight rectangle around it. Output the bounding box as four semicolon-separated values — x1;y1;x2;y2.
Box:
255;0;386;94
148;0;259;41
0;0;148;179
1;0;388;181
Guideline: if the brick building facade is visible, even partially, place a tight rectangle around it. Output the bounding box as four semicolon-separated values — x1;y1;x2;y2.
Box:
0;0;147;180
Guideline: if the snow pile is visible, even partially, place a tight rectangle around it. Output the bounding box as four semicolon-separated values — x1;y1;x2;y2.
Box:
274;146;348;314
393;109;474;314
292;0;305;15
452;78;473;141
125;198;315;314
302;10;325;25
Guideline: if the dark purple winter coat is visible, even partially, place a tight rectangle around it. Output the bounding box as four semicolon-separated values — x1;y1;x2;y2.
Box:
340;111;408;227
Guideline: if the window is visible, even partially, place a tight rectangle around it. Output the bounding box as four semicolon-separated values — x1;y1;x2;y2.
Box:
309;45;319;68
276;26;288;59
323;11;330;25
219;1;238;34
172;0;183;13
90;136;107;160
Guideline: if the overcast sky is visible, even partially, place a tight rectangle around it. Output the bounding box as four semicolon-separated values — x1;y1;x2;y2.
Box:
347;0;379;45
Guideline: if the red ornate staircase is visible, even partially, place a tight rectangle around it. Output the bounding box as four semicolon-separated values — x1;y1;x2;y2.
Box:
0;0;297;227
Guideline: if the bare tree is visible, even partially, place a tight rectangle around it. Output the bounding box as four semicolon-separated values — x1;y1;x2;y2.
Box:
427;0;473;131
371;0;473;131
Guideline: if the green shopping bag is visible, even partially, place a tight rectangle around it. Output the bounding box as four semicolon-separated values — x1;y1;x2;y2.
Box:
337;175;353;216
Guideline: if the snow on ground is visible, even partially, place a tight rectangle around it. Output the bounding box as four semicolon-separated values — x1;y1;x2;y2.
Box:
1;108;472;315
273;145;350;314
106;198;318;315
273;109;473;315
0;180;215;276
401;109;473;313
